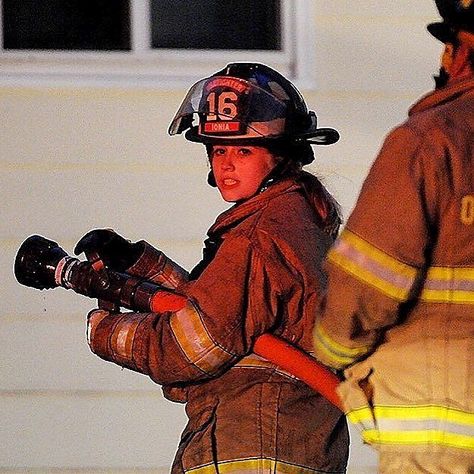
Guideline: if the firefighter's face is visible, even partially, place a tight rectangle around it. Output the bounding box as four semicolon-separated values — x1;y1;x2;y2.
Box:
210;145;278;202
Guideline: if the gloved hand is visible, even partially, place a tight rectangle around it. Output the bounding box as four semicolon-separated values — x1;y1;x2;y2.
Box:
74;229;143;272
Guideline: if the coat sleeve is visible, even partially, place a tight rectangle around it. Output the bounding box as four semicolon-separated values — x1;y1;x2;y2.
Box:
313;124;437;370
125;241;189;290
87;233;283;385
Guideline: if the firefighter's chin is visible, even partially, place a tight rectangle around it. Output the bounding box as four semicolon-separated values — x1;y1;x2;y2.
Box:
217;184;241;203
216;179;252;203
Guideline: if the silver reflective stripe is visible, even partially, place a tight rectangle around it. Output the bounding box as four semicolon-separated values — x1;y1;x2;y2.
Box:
233;353;300;380
378;419;474;437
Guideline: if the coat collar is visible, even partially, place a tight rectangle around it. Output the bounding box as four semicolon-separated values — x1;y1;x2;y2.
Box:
409;77;474;116
208;177;300;236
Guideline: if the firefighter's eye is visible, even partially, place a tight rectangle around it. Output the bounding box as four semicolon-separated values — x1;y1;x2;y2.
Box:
213;147;226;156
238;148;252;156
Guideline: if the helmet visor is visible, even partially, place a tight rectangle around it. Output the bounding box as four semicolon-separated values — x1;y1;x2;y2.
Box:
168;76;288;140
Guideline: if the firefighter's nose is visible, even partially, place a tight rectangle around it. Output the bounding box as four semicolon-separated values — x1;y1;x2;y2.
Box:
221;153;235;170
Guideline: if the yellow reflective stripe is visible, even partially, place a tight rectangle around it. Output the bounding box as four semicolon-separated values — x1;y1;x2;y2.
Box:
428;267;474;279
347;406;376;425
328;230;418;301
186;458;322;474
422;289;474;303
314;321;371;368
349;405;474;425
348;405;474;450
170;301;234;375
111;315;142;364
362;430;474;450
421;266;474;304
331;232;474;304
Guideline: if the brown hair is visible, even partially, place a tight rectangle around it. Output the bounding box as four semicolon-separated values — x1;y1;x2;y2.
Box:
204;143;342;238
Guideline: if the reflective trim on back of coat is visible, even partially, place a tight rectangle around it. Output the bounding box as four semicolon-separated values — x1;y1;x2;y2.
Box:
329;229;474;304
185;456;338;474
347;404;474;450
328;229;420;302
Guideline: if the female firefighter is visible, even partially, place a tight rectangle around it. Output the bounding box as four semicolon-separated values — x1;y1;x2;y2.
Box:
76;63;349;473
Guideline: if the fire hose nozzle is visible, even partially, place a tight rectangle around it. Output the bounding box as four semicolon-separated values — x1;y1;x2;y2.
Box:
14;235;71;290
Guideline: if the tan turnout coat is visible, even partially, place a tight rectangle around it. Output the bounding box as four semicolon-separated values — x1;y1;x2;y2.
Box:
88;172;349;473
313;78;474;462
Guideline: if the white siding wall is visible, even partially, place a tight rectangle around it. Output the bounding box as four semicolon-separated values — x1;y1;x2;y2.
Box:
1;2;440;472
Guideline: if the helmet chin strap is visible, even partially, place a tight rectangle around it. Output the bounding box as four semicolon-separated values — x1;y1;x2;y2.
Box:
255;158;299;196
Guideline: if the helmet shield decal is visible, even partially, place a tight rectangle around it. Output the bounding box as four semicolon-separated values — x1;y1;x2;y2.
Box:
168;76;288;140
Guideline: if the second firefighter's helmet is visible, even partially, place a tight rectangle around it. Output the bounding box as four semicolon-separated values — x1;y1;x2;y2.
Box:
428;0;474;42
168;63;339;146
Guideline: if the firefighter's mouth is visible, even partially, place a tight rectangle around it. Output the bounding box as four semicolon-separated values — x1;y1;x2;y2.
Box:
222;178;239;187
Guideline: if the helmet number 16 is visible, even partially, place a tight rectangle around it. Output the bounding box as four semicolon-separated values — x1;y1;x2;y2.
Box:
206;92;238;121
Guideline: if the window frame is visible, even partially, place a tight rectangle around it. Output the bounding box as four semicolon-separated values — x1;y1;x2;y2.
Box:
0;0;316;88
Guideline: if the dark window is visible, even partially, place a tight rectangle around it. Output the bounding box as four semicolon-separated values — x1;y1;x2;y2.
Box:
151;0;281;50
2;0;131;51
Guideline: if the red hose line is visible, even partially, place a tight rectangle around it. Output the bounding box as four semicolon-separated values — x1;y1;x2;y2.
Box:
253;334;343;410
150;292;343;410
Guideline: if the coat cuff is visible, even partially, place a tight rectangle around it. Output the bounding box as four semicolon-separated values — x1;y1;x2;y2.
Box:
313;320;372;370
87;309;155;373
126;241;189;289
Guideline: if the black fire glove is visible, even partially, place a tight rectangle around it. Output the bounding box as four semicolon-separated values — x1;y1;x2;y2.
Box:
74;229;144;272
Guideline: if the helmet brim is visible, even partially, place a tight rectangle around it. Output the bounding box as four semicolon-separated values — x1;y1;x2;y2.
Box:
427;22;457;42
184;126;340;146
302;128;340;146
184;127;286;145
